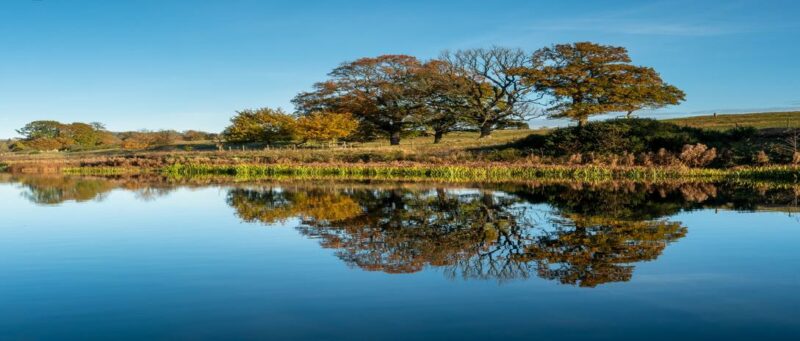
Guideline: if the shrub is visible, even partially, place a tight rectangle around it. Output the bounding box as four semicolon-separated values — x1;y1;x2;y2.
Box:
753;151;770;165
512;118;761;166
679;143;717;167
26;138;63;151
535;119;699;156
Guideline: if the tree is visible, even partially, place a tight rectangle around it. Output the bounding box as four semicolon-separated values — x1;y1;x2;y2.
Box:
294;112;358;144
440;47;539;138
16;120;62;140
520;42;682;126
61;123;102;149
612;67;685;118
15;120;116;151
417;60;472;143
293;55;427;145
222;107;296;144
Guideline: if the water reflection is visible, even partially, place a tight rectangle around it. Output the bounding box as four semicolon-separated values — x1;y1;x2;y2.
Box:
227;186;688;286
4;174;799;287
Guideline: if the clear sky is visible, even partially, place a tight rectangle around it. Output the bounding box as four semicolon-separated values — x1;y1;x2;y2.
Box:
1;0;798;138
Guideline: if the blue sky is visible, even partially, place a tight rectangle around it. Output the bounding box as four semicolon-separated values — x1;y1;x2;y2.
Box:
1;0;798;138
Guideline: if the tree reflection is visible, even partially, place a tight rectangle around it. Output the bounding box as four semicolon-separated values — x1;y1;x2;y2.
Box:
15;176;117;204
3;174;179;205
225;185;690;286
525;215;686;287
227;187;363;224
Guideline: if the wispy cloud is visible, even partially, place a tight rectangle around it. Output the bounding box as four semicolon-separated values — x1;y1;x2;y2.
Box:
449;1;768;48
525;19;746;37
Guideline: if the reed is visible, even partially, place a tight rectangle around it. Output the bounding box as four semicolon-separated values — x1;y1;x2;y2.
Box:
62;167;145;176
161;163;800;182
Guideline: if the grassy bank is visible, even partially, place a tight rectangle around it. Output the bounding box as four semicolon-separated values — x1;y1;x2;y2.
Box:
153;163;800;182
665;111;800;130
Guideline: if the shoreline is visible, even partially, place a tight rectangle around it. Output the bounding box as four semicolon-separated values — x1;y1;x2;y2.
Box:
36;163;800;183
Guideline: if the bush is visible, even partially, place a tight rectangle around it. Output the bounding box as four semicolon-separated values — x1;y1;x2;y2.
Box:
753;151;770;165
534;119;700;156
513;118;758;166
679;143;717;167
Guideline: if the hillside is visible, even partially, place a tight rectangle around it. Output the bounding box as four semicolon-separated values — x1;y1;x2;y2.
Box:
665;111;800;130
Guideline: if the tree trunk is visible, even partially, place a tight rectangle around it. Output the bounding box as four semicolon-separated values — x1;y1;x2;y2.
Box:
626;111;633;119
577;117;587;128
389;131;401;146
433;130;444;144
479;123;492;138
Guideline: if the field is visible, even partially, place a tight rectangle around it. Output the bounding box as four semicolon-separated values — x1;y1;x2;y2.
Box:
0;130;537;158
0;129;541;172
665;111;800;130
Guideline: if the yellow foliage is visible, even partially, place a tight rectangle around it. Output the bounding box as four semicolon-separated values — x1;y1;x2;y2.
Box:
295;112;358;143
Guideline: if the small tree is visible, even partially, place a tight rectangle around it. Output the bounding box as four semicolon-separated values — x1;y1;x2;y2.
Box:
222;108;296;144
295;112;358;145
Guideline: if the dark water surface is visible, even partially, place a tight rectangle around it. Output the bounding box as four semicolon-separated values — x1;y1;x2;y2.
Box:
1;174;799;340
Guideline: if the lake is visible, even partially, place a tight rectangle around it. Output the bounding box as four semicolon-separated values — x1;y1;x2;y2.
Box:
1;174;798;340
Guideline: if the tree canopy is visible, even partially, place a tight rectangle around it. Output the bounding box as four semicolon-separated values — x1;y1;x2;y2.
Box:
293;55;428;145
222;107;296;144
440;47;540;137
518;42;684;126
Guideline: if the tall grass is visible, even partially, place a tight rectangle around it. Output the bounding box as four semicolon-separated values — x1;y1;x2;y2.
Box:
62;167;145;175
162;163;800;182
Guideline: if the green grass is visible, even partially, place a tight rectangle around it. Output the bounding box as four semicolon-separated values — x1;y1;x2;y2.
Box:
161;163;800;182
665;111;800;130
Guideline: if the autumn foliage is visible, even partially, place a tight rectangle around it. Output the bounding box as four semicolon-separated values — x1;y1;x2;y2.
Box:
295;112;359;143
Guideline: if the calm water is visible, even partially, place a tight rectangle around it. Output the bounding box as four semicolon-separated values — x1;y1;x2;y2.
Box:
1;174;799;340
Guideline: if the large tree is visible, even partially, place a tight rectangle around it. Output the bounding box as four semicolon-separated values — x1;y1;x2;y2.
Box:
293;55;427;145
440;47;539;138
519;42;684;126
416;60;472;143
